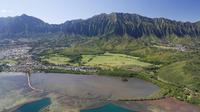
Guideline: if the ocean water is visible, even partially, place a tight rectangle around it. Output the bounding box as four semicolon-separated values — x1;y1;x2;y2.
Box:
0;72;159;111
15;98;51;112
31;73;159;99
81;103;136;112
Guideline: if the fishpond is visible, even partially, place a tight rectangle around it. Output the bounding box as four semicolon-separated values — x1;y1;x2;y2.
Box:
15;98;51;112
80;103;135;112
0;72;160;111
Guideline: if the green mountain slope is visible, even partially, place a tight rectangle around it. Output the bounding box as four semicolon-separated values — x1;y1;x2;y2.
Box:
158;60;200;91
0;13;200;38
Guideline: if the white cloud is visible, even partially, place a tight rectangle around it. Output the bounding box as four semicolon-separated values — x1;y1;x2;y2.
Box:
0;9;13;13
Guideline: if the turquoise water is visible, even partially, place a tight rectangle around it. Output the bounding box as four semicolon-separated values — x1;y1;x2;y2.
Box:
81;103;136;112
16;98;51;112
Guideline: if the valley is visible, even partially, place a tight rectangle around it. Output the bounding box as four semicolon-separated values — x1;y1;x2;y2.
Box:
0;12;200;112
0;35;200;112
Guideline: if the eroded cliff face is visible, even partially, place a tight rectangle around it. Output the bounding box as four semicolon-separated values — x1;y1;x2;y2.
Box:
0;13;200;39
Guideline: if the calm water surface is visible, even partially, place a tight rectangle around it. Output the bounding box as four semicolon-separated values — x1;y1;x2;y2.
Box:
0;72;159;111
16;98;51;112
31;73;159;99
81;103;135;112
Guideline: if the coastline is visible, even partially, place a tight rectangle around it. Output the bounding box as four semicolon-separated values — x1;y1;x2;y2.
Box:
26;73;43;92
0;71;199;112
9;97;51;112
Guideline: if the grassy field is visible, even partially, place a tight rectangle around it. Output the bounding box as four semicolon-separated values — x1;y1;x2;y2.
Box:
81;52;151;68
41;54;71;65
37;37;200;104
158;61;188;85
0;59;17;65
158;60;200;91
130;46;189;65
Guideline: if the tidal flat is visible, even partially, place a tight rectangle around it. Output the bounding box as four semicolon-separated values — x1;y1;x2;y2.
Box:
0;72;159;111
0;72;200;112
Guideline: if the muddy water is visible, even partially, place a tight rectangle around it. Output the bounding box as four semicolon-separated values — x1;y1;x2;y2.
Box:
30;73;159;100
0;72;159;111
0;72;199;112
0;72;35;111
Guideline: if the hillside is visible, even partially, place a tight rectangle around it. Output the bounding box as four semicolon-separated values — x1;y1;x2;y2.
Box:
0;13;200;38
158;59;200;91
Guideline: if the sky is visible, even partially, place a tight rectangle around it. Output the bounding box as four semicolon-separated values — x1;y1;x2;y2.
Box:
0;0;200;24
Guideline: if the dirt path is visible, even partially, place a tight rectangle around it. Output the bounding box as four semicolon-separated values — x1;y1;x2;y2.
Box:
27;74;43;92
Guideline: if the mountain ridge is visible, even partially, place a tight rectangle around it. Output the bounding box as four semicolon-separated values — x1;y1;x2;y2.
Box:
0;12;200;38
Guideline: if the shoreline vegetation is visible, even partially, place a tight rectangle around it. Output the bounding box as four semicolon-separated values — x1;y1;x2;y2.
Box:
32;67;200;105
1;12;200;111
8;72;158;112
1;36;200;109
32;50;200;105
